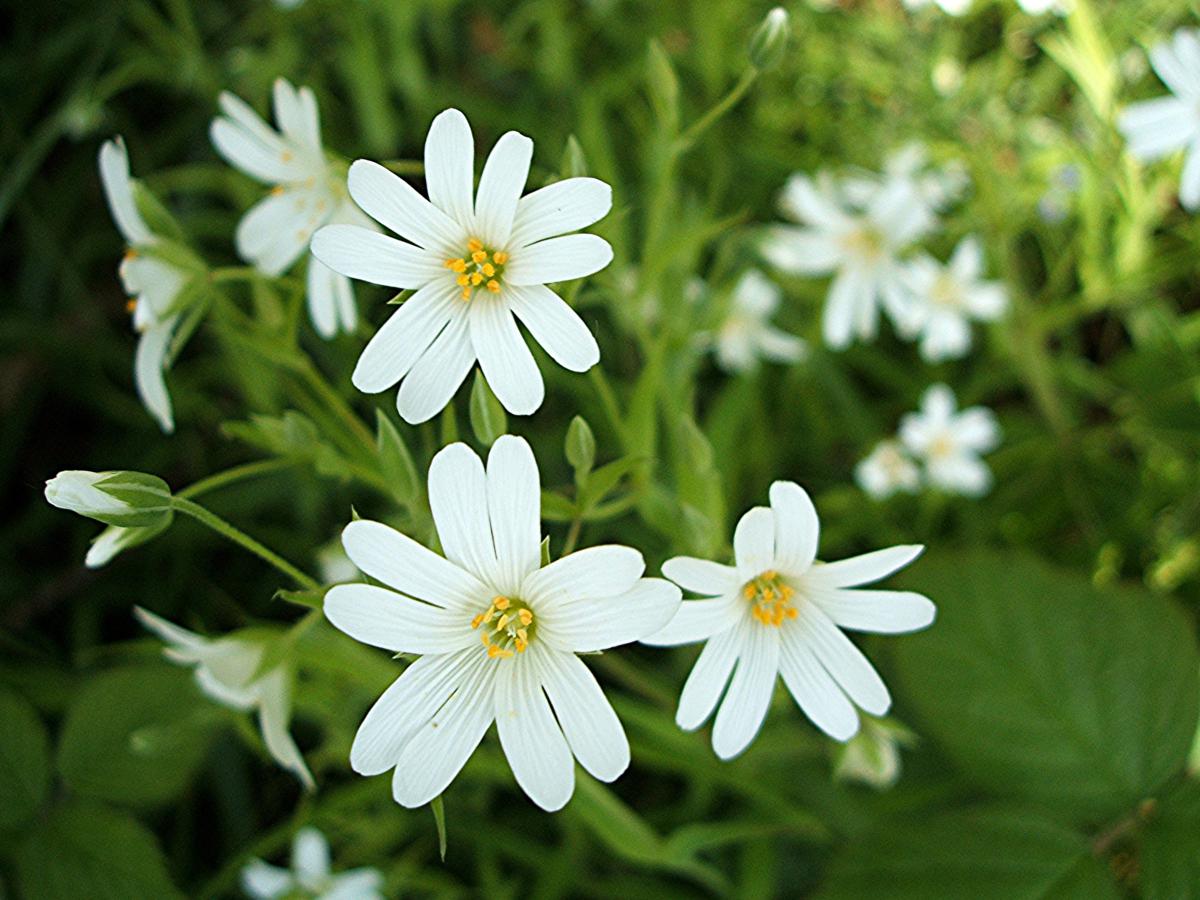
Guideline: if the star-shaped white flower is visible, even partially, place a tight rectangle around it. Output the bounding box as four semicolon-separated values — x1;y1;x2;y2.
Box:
323;436;680;811
855;440;921;500
643;482;935;757
241;827;383;900
134;607;314;789
901;236;1008;362
763;173;934;349
211;78;375;338
311;109;612;424
712;269;806;373
1118;29;1200;211
900;384;1000;496
99;137;192;433
842;143;968;221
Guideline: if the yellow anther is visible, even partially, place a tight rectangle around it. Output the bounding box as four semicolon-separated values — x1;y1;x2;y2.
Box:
281;150;293;162
123;249;138;262
492;251;509;265
494;597;510;610
461;288;472;300
471;250;488;264
486;279;501;293
456;274;470;287
516;628;529;643
470;272;484;286
517;609;533;626
514;638;528;653
271;185;285;196
481;263;496;277
467;238;483;252
745;571;797;628
125;298;139;314
495;614;512;631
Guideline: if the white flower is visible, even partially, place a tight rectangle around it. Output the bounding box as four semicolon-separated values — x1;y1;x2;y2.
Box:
763;173;933;349
901;236;1008;362
643;482;935;756
1016;0;1071;14
311;109;612;424
855;441;921;500
842;144;968;219
902;0;972;15
99;137;192;433
45;470;136;521
712;270;806;373
1117;29;1200;211
833;716;915;789
241;827;383;900
211;78;375;338
900;384;1000;496
134;607;314;789
323;436;680;811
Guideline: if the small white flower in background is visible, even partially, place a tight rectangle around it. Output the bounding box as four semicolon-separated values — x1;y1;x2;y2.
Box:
316;539;360;585
855;441;921;500
211;78;375;338
842;144;968;220
99;137;193;433
902;236;1008;362
311;108;612;423
1117;29;1200;211
643;481;935;756
902;0;972;15
1015;0;1071;15
135;607;314;790
241;827;383;900
323;436;680;811
833;716;916;789
711;270;807;373
900;384;1001;497
763;172;934;349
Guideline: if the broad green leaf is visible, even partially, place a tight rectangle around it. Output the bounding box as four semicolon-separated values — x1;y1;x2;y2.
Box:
1139;781;1200;900
893;552;1200;825
0;688;50;829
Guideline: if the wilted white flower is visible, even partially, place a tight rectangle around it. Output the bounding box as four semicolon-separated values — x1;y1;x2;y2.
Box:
902;236;1008;362
644;481;935;755
902;0;972;15
312;109;612;423
99;138;195;433
712;270;806;373
842;144;968;219
324;436;680;811
855;441;921;500
763;173;933;349
241;827;383;900
1117;29;1200;211
211;78;375;338
833;716;916;789
900;384;1000;496
135;608;314;789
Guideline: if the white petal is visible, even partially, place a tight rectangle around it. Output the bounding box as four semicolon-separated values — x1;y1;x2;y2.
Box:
796;606;890;715
506;284;600;373
427;443;501;584
955;407;1001;451
733;506;775;577
807;545;924;588
424;109;475;230
768;481;818;574
324;584;472;654
779;174;848;226
522;545;644;609
306;256;339;338
761;227;842;275
473;131;533;248
823;267;870;349
755;327;807;365
348;159;462;254
535;649;629;782
1118;97;1196;161
351;281;460;393
311;224;446;289
504;234;613;286
273;80;321;152
210;116;298;185
341;519;486;610
540;578;680;653
470;298;544;416
949;235;983;282
256;669;315;789
495;653;575;811
485;436;543;596
236;189;315;277
964;282;1008;320
711;624;780;759
660;556;740;596
240;860;293;899
509;177;612;247
778;631;858;741
811;588;936;634
396;310;475;424
98;138;152;246
928;453;993;496
641;594;740;647
135;319;176;434
134;606;207;655
1180;143;1200;211
1150;33;1200;100
291;827;330;887
323;871;384;900
676;623;742;730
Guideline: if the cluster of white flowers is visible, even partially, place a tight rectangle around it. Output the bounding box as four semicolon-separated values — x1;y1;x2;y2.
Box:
857;384;1001;500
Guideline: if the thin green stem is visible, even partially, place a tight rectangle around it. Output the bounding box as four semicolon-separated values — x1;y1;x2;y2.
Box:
674;67;759;154
208;266;262;284
588;368;626;444
170;496;320;592
296;360;377;457
177;458;294;500
380;159;425;175
561;517;583;556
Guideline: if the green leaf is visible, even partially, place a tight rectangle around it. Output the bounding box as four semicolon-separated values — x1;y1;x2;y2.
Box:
375;409;421;506
579;455;644;512
893;551;1200;825
540;490;577;523
645;39;680;133
819;806;1117;899
57;664;216;807
0;688;50;829
91;472;174;528
430;795;448;862
1139;781;1200;900
16;802;182;899
560;134;588;178
468;372;507;447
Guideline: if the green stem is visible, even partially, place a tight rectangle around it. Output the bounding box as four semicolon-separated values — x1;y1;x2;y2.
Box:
177;458;294;500
170;496;320;592
208;266;262;285
380;159;425;175
674;67;759;154
296;360;377;457
561;517;583;556
588;368;626;445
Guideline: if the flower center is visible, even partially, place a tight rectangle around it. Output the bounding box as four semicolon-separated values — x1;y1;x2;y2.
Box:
742;570;798;627
445;238;509;302
930;273;962;309
841;226;885;262
471;595;535;659
928;432;956;460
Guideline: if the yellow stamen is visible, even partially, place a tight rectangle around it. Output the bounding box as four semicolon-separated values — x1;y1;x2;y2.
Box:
470;250;487;264
271;185;285;196
492;251;509;265
495;614;511;631
123;249;138;262
125;298;138;314
456;274;470;287
481;263;495;277
461;288;472;300
494;597;511;610
517;609;533;626
470;272;484;286
281;150;293;162
486;279;501;293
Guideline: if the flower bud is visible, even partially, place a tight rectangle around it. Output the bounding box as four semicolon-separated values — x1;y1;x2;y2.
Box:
45;470;173;529
565;415;596;477
748;7;790;72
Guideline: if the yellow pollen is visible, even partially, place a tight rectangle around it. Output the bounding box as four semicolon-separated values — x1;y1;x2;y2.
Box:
271;185;285;196
467;238;483;253
492;251;509;265
125;298;138;314
481;263;496;277
744;570;797;628
471;250;488;264
486;279;501;293
451;239;508;302
461;288;472;300
123;249;138;262
281;150;293;162
470;272;484;286
517;609;533;626
494;597;510;610
473;596;534;659
456;274;470;287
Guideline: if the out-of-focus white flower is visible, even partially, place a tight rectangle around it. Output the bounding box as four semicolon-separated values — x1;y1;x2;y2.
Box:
241;827;383;900
712;270;806;373
902;0;972;15
842;144;968;219
99;138;195;433
1117;29;1200;211
644;482;935;755
135;608;314;789
901;384;1001;497
324;436;680;811
211;78;375;338
316;539;360;585
763;173;934;349
833;716;916;789
312;109;612;423
902;236;1008;362
1016;0;1071;14
855;441;921;500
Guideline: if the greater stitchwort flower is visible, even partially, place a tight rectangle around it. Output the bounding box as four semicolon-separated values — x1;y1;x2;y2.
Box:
241;827;383;899
855;441;921;500
644;482;935;756
312;109;612;423
323;436;680;811
900;384;1001;496
711;269;806;373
